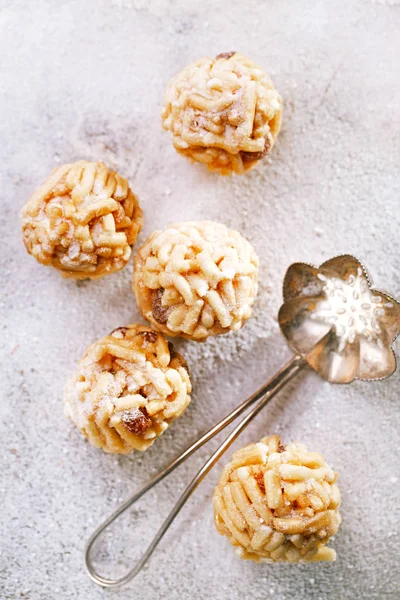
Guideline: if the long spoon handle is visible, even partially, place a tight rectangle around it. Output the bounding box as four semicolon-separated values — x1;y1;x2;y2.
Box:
85;354;306;587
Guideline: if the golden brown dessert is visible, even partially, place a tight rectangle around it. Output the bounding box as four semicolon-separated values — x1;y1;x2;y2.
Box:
133;221;259;341
21;160;143;278
162;52;282;175
213;435;341;562
64;325;191;453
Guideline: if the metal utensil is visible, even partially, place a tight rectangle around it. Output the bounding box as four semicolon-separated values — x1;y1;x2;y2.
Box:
85;254;400;587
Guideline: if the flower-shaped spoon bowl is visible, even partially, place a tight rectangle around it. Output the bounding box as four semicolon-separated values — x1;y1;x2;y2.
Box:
278;255;400;383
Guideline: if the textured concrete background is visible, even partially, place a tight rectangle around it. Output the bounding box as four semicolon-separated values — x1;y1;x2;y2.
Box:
1;0;400;598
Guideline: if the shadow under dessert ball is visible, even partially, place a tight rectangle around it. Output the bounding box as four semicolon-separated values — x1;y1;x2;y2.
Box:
64;325;192;453
21;160;143;278
213;435;341;563
133;221;259;341
162;52;282;175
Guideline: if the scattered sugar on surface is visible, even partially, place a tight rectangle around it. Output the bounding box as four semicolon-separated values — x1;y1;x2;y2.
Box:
2;1;400;599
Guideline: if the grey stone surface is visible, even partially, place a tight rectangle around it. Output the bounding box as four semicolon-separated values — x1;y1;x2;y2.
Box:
1;0;400;598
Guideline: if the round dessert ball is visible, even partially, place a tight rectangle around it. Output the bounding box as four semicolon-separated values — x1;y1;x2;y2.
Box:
64;324;192;453
133;221;259;341
213;435;341;563
21;160;143;279
162;52;282;175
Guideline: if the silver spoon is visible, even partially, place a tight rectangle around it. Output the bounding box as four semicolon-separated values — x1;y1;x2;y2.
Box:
85;254;400;587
